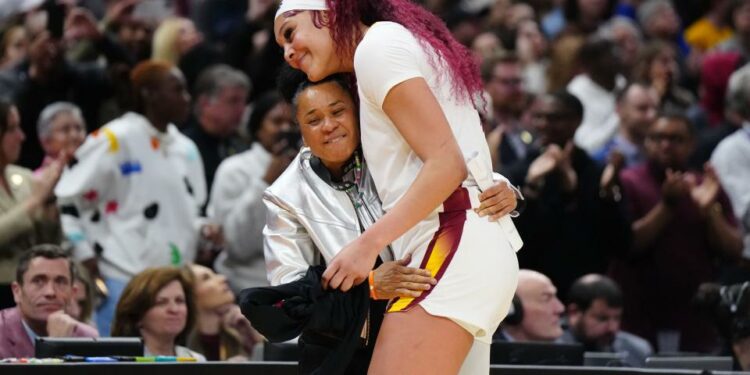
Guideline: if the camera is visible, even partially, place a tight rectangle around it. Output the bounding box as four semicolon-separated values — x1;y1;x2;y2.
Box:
694;282;750;341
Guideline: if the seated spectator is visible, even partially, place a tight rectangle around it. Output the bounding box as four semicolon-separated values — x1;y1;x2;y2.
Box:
501;91;630;297
561;274;653;367
69;262;96;327
611;113;742;352
35;102;86;175
0;99;63;309
0;244;98;359
186;264;258;361
55;60;211;336
209;92;295;293
111;266;205;360
495;269;564;342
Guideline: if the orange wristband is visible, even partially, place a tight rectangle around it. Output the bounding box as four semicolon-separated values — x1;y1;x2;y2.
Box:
368;271;378;300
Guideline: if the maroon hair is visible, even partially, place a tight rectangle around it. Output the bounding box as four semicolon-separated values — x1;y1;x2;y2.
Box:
324;0;483;105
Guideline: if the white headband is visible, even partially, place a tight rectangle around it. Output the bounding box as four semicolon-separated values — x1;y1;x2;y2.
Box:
275;0;328;20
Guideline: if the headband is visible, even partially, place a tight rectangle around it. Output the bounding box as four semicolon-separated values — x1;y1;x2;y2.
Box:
275;0;328;20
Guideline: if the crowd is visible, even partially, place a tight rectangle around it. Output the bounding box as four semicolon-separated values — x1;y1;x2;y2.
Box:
0;0;748;370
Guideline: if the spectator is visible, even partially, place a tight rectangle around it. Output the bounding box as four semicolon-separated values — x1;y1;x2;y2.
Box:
516;20;549;95
0;99;62;310
111;266;205;360
187;264;259;361
0;25;27;71
567;36;625;155
501;91;630;297
471;31;502;64
151;17;202;65
545;33;585;92
35;102;86;176
69;262;96;326
55;60;211;336
632;41;697;113
698;52;744;128
684;0;733;52
611;113;743;352
562;0;618;36
482;52;535;171
593;82;660;167
151;16;222;91
208;92;295;293
716;0;750;59
637;0;685;54
689;52;744;170
495;269;564;342
183;64;251;197
223;0;284;100
712;63;750;267
561;274;653;367
596;16;643;79
0;30;113;168
106;17;153;63
0;244;98;359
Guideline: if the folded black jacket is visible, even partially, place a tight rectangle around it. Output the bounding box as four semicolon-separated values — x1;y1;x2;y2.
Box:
239;266;370;375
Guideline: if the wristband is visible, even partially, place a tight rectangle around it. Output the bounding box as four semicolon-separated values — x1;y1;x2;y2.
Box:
368;271;378;300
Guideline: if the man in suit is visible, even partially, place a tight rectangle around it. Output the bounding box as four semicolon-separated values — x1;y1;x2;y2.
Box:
0;244;97;358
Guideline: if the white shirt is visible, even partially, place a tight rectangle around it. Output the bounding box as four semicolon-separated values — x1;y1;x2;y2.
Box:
354;21;496;257
711;124;750;258
208;143;272;292
567;74;624;155
56;112;207;281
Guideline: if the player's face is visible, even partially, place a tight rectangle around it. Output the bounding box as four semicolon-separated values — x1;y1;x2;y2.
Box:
275;11;346;82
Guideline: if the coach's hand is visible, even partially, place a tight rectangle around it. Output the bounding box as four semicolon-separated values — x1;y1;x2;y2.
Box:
322;238;379;292
372;255;436;300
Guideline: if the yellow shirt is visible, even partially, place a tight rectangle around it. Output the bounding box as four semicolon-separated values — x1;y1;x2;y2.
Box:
685;18;733;51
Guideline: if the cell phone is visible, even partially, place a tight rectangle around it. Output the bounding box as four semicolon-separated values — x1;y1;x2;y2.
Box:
44;0;65;39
